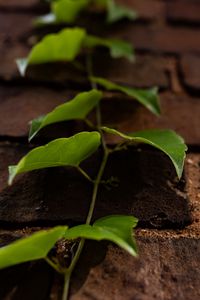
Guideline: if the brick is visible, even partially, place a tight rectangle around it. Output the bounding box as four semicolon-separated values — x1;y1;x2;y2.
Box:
118;0;165;20
68;233;200;300
0;142;190;227
166;0;200;24
109;24;200;54
103;91;200;146
0;86;75;137
94;54;169;89
0;0;39;9
180;54;200;91
0;13;34;44
1;87;199;146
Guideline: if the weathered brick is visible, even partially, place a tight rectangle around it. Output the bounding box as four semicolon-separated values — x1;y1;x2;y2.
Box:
109;24;200;54
166;0;200;24
0;143;190;227
94;54;169;89
0;86;199;145
0;13;34;43
104;91;200;146
0;0;45;12
68;234;200;300
0;86;75;137
119;0;165;20
180;54;200;91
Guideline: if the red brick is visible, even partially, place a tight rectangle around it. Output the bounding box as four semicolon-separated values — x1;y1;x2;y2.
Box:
166;0;200;24
180;54;200;91
0;13;34;44
0;86;200;145
0;0;44;11
118;0;165;20
68;233;200;300
0;86;75;137
94;54;169;89
104;91;200;146
109;24;200;54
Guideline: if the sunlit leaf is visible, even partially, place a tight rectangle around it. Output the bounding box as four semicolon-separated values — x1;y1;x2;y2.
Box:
29;89;102;141
84;35;134;61
16;27;86;76
106;0;138;23
0;226;67;269
16;28;134;76
64;215;138;256
102;127;187;179
53;0;90;22
91;77;160;115
9;131;101;185
40;0;137;25
36;0;90;25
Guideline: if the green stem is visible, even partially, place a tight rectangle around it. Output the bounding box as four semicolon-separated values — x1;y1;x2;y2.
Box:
62;272;71;300
45;257;63;274
77;166;93;183
61;53;109;300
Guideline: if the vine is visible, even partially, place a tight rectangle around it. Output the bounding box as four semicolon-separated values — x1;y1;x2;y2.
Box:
0;1;187;300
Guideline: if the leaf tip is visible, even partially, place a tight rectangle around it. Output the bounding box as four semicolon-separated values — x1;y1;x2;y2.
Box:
16;58;28;77
8;165;17;185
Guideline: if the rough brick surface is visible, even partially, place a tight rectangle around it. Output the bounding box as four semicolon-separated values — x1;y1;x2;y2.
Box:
0;0;39;8
109;24;200;54
0;1;200;299
0;144;191;228
1;87;200;145
0;86;75;137
166;0;200;24
68;234;200;300
180;54;200;91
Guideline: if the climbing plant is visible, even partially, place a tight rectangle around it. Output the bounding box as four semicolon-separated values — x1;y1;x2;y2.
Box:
0;1;187;300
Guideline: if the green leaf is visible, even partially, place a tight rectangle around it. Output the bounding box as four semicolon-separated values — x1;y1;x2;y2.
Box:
91;77;160;115
64;215;138;256
84;35;134;61
106;0;138;23
9;131;101;185
53;0;90;22
29;89;102;141
16;28;134;76
102;127;187;179
36;0;90;25
0;226;67;269
16;27;86;76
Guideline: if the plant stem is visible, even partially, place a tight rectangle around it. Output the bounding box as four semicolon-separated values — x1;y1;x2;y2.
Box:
61;53;109;300
77;166;93;183
45;257;63;274
62;272;71;300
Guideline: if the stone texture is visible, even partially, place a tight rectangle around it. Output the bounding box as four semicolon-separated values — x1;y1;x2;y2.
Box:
109;24;200;54
180;54;200;91
166;0;200;24
1;87;200;146
69;233;200;300
0;86;75;137
0;144;191;228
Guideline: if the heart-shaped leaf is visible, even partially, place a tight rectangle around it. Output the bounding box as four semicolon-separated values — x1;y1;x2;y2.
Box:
16;27;86;76
106;0;138;23
102;127;187;179
29;89;103;141
9;131;101;185
64;215;138;256
91;77;160;115
0;226;67;269
16;28;134;76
